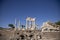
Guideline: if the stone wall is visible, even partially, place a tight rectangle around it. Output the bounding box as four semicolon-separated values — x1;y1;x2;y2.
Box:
0;30;15;40
0;29;60;40
42;32;60;40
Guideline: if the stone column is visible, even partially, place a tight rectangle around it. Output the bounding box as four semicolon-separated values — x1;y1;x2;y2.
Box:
26;19;29;29
31;18;36;30
18;20;20;30
33;18;35;29
14;19;17;30
26;17;31;30
26;19;27;29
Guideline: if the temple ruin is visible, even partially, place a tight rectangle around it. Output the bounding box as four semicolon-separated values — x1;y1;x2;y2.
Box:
0;17;60;40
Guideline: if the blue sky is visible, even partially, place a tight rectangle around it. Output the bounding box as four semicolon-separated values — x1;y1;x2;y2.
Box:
0;0;60;28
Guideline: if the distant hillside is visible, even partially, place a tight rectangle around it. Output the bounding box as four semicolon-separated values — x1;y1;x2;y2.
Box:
0;27;4;30
0;27;13;31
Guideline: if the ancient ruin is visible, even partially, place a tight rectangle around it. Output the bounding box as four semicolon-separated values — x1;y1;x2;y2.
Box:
0;17;60;40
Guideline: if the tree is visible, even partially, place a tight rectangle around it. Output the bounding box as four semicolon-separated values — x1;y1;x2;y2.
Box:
21;25;25;28
8;24;15;28
0;27;3;30
55;21;60;25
